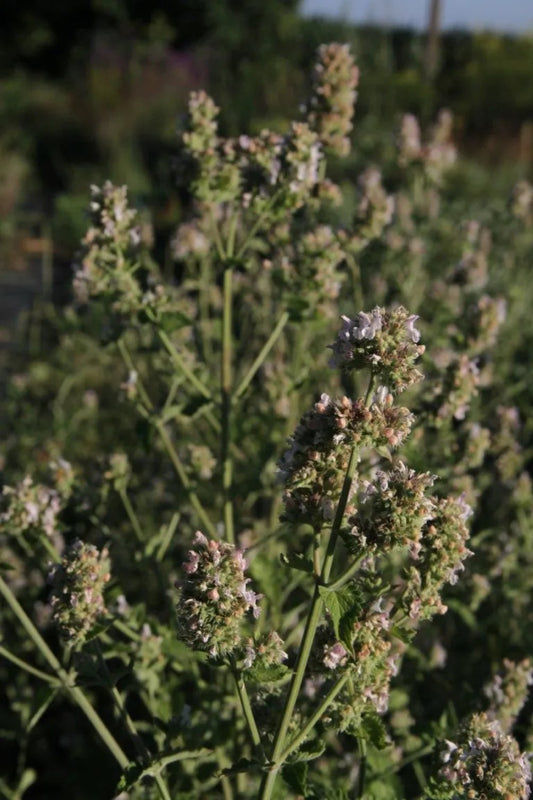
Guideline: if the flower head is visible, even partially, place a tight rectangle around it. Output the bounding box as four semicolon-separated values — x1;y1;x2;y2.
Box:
329;306;424;394
306;43;359;156
50;540;111;643
176;532;261;660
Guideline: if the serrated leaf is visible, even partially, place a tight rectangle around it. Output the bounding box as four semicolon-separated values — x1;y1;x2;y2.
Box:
245;662;290;684
280;552;314;574
361;712;389;749
287;738;326;763
319;584;361;641
282;761;308;794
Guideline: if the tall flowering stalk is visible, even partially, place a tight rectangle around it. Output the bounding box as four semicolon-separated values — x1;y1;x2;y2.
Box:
256;306;473;799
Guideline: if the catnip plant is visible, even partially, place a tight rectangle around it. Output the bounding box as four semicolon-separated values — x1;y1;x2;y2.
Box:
1;42;532;800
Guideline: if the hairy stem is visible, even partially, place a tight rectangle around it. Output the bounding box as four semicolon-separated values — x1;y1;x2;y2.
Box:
157;328;212;401
221;265;235;544
231;665;263;754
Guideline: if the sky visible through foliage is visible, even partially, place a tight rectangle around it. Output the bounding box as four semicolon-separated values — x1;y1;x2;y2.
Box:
301;0;533;33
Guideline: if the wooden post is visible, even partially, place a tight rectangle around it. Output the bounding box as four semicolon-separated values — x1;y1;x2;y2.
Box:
425;0;442;80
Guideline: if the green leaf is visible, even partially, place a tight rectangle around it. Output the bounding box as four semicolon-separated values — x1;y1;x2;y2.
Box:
282;761;308;794
280;552;314;574
221;757;259;775
365;781;402;800
159;404;186;425
158;310;192;333
389;624;412;645
287;738;326;763
245;662;290;684
319;584;362;641
361;712;389;750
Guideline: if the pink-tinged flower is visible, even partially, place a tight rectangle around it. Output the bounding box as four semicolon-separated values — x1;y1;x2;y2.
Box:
176;532;262;660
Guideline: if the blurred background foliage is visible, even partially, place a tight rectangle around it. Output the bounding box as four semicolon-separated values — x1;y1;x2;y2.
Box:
1;0;532;309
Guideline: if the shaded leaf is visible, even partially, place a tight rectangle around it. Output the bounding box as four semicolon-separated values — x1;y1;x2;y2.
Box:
280;552;314;574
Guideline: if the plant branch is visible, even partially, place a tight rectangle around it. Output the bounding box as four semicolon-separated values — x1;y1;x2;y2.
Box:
231;665;263;754
234;312;289;400
258;445;359;799
155;422;216;537
221;265;234;544
157;328;212;401
0;575;129;770
279;672;349;763
119;488;145;543
0;645;59;686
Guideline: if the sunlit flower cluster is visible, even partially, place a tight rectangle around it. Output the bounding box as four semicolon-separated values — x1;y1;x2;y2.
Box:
431;713;531;799
176;531;261;660
329;306;425;394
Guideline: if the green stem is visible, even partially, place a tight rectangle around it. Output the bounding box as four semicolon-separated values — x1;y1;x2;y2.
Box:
234;312;289;400
235;191;280;261
156;512;180;562
231;667;263;753
117;338;152;411
260;588;323;786
0;644;59;685
357;736;367;798
221;266;234;545
93;641;147;760
363;372;375;406
154;774;172;800
320;446;359;584
39;534;61;563
155;422;216;538
113;618;141;642
324;554;364;592
259;766;281;800
117;340;215;536
0;575;129;770
258;446;359;800
157;328;212;401
108;681;172;800
278;673;349;763
210;212;226;262
226;210;240;259
119;488;145;543
215;749;234;800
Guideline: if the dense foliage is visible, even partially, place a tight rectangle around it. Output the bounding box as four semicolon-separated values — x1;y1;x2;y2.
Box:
1;38;533;800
